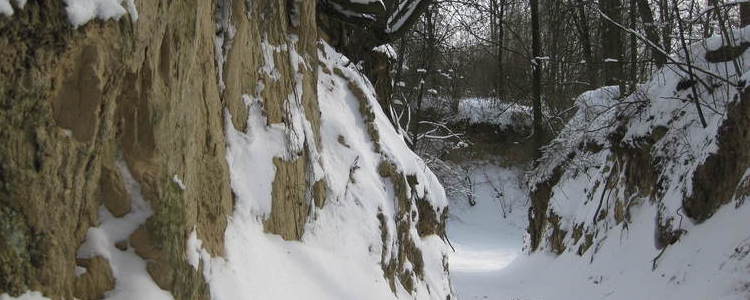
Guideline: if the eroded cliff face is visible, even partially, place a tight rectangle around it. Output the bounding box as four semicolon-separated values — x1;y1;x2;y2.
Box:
1;1;233;298
0;1;450;299
523;30;750;299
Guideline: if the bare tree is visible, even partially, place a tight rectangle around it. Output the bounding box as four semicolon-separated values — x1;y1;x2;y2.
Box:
320;0;435;55
531;0;544;147
742;1;750;26
636;0;666;66
572;0;598;87
600;0;624;89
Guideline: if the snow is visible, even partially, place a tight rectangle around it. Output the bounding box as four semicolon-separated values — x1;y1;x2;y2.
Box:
172;175;186;190
76;159;173;300
454;97;532;131
373;44;397;60
0;292;49;300
0;0;11;16
448;161;750;300
0;0;24;16
516;25;750;300
448;163;528;270
185;228;208;270
1;0;138;26
259;37;285;81
181;40;450;300
445;25;750;300
75;266;87;276
529;85;620;186
225;96;287;218
530;26;750;223
318;41;448;210
479;199;750;300
448;162;528;299
203;223;403;300
63;0;138;28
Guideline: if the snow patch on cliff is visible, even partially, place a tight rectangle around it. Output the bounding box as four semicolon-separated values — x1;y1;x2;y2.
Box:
0;0;24;16
76;159;173;300
0;0;139;27
187;40;450;300
0;291;49;300
64;0;138;28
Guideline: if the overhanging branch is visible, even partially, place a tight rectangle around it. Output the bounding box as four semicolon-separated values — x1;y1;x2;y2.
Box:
319;0;434;47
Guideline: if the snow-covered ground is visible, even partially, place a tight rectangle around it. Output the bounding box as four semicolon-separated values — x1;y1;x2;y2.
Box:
447;162;529;300
448;162;750;300
474;201;750;300
505;27;750;300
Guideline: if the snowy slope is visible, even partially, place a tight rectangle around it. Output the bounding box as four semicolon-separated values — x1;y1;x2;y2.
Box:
182;41;451;300
519;27;750;300
495;201;750;300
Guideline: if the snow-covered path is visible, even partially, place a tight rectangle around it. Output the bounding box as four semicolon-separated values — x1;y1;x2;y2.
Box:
447;163;529;300
446;162;750;300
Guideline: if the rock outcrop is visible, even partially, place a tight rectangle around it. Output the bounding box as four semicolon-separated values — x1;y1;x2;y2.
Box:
0;1;450;299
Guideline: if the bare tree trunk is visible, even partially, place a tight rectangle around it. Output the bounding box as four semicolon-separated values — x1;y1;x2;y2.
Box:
672;0;708;128
712;0;743;77
658;0;673;57
629;0;638;93
636;0;666;67
547;0;562;109
573;0;597;87
742;2;750;27
411;5;436;150
703;0;715;38
530;0;544;147
601;0;624;90
393;37;408;129
496;0;506;100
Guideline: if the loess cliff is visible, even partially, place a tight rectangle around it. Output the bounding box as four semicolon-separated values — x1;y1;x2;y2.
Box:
0;0;451;299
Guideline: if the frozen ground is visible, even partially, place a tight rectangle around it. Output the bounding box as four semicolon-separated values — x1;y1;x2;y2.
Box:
447;162;529;300
448;161;750;300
